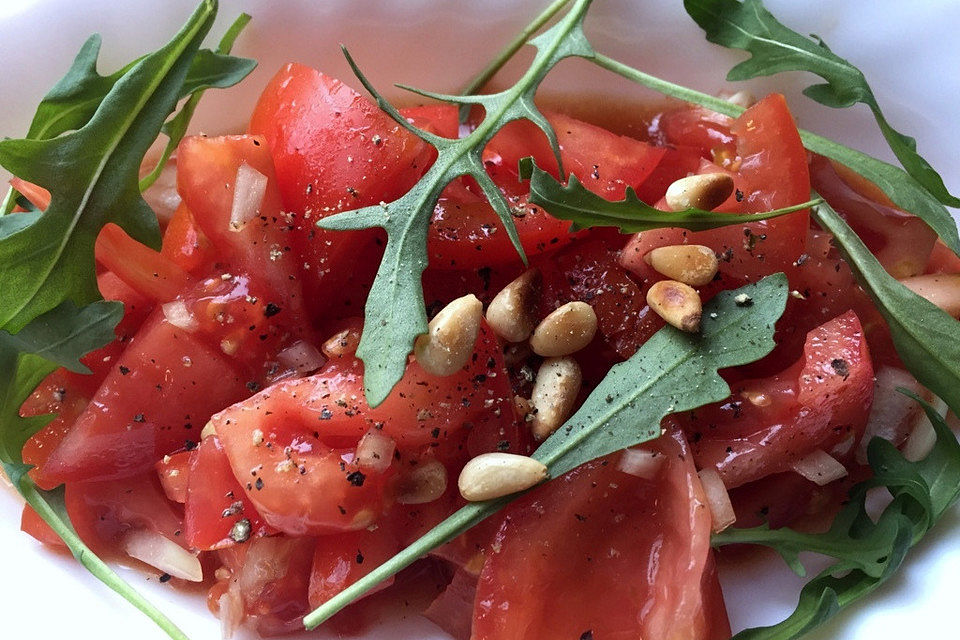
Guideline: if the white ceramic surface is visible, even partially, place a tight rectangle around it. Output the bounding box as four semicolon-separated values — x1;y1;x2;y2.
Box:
1;1;959;639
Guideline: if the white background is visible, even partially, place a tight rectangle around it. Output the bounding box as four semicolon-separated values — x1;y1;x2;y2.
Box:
1;1;959;639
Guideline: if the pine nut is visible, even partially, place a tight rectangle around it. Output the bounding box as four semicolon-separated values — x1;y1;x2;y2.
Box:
322;326;361;358
724;90;756;108
644;244;719;287
646;280;702;332
899;273;960;318
458;452;548;501
530;356;582;441
396;460;448;505
529;301;597;357
414;294;483;376
665;173;735;212
485;268;542;342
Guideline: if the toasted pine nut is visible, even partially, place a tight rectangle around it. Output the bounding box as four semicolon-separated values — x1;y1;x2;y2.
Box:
322;326;361;358
665;173;735;212
397;460;448;505
644;244;719;287
646;280;702;332
486;269;542;342
899;273;960;318
415;294;483;376
530;356;582;440
458;452;548;501
724;90;756;108
529;301;597;357
201;421;217;439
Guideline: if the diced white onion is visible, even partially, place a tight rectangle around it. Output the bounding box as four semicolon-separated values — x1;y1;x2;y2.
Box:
162;300;198;332
617;447;664;480
356;431;396;473
229;163;268;232
276;340;326;375
698;467;736;533
218;583;244;640
123;529;203;582
791;449;848;486
857;367;926;464
903;396;948;462
397;460;448;505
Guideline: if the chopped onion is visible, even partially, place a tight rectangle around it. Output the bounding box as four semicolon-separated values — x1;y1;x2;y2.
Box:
698;467;735;533
162;300;198;332
791;449;848;486
857;367;926;464
218;583;244;640
229;163;268;232
617;447;663;480
397;460;448;505
903;396;947;462
276;340;325;375
356;431;396;473
122;529;203;582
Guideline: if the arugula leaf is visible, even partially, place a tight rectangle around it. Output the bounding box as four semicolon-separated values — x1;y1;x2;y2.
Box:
319;0;595;406
140;12;254;191
0;18;254;214
684;0;960;209
0;0;243;332
303;274;788;628
586;56;960;257
715;394;960;639
520;156;820;232
812;200;960;415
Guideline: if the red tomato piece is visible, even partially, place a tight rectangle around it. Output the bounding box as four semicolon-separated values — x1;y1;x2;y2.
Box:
184;436;274;550
810;155;936;278
20;505;67;549
161;203;214;274
308;528;399;609
177;134;311;335
927;240;960;275
400;104;460;139
95;222;191;303
38;313;250;484
472;429;730;640
687;311;874;489
156;450;193;504
249;64;433;322
65;474;185;556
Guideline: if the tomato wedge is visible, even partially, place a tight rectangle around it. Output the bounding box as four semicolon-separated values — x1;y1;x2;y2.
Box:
472;429;730;640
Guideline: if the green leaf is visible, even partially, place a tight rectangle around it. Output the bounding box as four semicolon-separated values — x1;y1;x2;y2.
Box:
0;0;222;331
319;0;596;406
587;55;960;257
302;274;788;629
519;156;821;233
140;12;255;191
812;200;960;415
0;300;122;374
1;17;255;214
684;0;960;209
715;394;960;639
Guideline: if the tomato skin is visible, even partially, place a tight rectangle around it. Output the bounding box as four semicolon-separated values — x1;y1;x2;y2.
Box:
161;203;214;274
184;436;275;550
401;104;460;139
308;529;399;609
38;313;250;484
621;94;811;286
927;240;960;274
20;505;67;549
472;429;729;640
95;222;191;303
687;311;874;489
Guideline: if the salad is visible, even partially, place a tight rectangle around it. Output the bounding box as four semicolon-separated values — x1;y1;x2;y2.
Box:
2;0;960;639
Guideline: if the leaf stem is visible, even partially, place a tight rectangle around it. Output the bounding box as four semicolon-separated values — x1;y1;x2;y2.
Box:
458;0;573;118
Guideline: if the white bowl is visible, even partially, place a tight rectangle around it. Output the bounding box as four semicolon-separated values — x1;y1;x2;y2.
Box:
1;1;958;639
